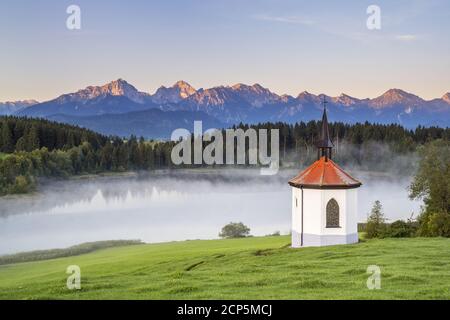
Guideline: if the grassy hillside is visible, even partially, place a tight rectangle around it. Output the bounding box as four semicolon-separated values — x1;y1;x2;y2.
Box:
0;236;449;300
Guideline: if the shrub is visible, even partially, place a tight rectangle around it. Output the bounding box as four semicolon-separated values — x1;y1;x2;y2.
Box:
219;222;251;239
357;223;367;232
366;200;387;239
384;220;418;238
10;175;34;194
417;211;450;237
426;212;450;237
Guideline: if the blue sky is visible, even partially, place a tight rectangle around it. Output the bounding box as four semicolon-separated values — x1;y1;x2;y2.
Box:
1;0;449;101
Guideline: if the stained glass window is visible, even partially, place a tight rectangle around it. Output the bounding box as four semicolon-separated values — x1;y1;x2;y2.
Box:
326;198;340;228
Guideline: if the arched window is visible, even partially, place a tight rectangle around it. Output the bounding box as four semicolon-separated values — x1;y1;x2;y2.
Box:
326;198;340;228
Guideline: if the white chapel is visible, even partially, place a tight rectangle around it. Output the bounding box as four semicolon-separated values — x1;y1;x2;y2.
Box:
288;105;362;247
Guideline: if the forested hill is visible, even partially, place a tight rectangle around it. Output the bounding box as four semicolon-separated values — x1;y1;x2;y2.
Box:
2;116;448;155
0;116;449;196
234;121;449;174
0;116;174;195
0;116;108;153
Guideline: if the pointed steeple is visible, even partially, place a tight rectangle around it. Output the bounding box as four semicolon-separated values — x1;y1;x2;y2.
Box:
316;96;334;159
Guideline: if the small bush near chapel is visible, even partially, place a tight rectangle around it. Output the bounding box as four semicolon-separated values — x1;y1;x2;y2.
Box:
366;200;387;239
219;222;251;239
384;220;418;238
365;201;419;238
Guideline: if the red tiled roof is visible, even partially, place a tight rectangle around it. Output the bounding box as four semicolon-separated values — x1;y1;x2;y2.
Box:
289;157;362;189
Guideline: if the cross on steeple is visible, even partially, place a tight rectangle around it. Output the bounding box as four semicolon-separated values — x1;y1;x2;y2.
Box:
316;95;334;160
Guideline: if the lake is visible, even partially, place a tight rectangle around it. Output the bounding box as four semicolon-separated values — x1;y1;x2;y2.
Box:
0;169;422;255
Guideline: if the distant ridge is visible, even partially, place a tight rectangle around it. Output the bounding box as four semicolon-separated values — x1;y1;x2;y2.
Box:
47;108;225;139
2;79;448;135
0;100;38;115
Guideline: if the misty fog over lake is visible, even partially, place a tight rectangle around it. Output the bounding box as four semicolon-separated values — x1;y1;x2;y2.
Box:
0;169;422;255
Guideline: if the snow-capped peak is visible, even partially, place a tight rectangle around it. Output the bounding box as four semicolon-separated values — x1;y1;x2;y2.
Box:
152;80;197;104
57;79;150;104
102;79;136;95
296;91;321;105
332;93;361;106
231;83;280;107
172;80;197;98
369;88;424;108
230;83;280;106
297;91;316;99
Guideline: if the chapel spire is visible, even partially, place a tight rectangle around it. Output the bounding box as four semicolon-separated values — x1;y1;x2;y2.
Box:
316;96;334;160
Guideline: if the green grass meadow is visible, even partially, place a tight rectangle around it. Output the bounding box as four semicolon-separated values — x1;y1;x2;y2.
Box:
0;236;449;300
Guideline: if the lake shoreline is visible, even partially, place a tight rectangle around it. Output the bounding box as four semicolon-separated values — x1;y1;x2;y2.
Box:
1;167;405;200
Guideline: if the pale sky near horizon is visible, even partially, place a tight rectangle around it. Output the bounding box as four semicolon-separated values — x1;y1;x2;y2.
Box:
1;0;449;102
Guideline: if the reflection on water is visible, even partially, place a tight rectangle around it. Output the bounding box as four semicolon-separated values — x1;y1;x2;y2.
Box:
0;169;422;255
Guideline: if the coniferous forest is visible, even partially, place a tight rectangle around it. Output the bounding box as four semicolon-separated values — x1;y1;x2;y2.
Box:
0;117;174;194
0;116;449;195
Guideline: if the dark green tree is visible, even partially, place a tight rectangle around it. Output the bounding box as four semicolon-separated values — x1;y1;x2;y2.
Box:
366;200;386;238
219;222;251;239
27;125;40;151
0;120;14;153
409;140;450;236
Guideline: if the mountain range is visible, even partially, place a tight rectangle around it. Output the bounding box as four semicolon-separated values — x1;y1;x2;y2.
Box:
0;100;39;115
1;79;449;138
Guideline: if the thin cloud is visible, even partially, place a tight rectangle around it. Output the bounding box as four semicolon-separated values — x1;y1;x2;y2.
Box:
252;13;379;44
395;34;418;42
253;14;315;26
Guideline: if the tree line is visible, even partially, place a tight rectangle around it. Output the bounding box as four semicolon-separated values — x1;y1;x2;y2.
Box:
238;121;449;169
0;116;449;196
0;117;175;194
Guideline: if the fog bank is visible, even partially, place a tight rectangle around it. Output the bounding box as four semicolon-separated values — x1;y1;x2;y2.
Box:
0;169;421;255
